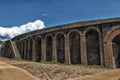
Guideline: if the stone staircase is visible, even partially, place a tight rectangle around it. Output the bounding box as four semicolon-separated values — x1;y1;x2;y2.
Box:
10;40;21;59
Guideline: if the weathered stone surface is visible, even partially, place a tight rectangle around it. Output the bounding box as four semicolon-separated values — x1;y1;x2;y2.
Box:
1;18;120;68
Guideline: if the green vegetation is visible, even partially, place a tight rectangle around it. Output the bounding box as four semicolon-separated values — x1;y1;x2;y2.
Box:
0;40;6;47
40;61;62;64
14;58;108;69
16;58;34;62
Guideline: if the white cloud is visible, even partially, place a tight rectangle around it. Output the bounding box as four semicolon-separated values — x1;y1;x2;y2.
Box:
0;20;45;40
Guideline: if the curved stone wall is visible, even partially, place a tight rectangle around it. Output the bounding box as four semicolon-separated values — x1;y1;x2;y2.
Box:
1;18;120;68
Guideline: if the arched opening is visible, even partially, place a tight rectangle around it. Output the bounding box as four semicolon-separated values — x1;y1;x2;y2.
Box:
86;30;100;65
28;39;32;60
112;34;120;68
25;41;28;60
16;42;21;54
22;41;26;59
18;43;21;54
56;34;65;63
21;42;24;59
19;42;22;55
46;36;52;61
35;37;42;62
17;42;20;53
69;31;81;64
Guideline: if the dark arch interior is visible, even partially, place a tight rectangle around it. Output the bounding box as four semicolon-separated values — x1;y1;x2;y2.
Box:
19;43;22;55
112;34;120;68
46;36;52;61
23;41;26;59
24;41;28;60
35;37;41;62
86;30;101;65
28;39;32;60
56;34;65;63
69;31;81;64
21;42;24;59
16;42;20;54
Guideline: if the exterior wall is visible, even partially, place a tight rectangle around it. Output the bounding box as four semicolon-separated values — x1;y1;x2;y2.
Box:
1;18;120;68
0;41;15;58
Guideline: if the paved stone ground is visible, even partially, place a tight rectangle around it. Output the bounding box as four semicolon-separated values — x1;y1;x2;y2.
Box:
0;57;110;80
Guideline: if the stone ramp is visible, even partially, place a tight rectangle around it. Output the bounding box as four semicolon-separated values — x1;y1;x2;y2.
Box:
68;69;120;80
0;62;37;80
10;40;21;59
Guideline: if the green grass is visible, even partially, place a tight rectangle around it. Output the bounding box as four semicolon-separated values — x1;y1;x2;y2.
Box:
39;61;62;64
18;59;107;68
15;58;34;62
0;56;109;69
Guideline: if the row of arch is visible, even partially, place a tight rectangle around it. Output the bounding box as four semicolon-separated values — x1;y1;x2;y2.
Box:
16;27;102;65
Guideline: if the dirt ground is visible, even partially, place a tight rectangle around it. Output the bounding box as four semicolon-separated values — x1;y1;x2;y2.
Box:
0;57;111;80
69;69;120;80
0;61;37;80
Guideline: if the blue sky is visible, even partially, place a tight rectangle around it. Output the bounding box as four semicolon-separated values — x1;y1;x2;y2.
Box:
0;0;120;40
0;0;120;28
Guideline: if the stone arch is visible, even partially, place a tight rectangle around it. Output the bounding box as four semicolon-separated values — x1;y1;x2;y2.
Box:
104;25;120;42
104;25;120;68
68;29;82;37
34;36;42;62
84;27;101;65
68;29;81;64
56;32;65;63
45;34;53;61
55;32;65;38
83;27;101;35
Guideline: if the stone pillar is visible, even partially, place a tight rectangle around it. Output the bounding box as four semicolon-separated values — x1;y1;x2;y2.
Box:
65;35;70;64
52;37;57;62
104;42;114;68
80;34;87;65
99;35;104;65
32;40;36;61
41;39;46;61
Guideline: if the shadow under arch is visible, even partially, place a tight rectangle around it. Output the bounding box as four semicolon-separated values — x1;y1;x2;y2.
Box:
69;30;81;64
56;32;65;63
28;38;33;60
45;34;53;61
85;29;101;65
34;36;42;62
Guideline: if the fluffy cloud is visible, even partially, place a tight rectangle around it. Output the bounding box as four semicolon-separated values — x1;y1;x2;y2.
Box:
0;20;45;40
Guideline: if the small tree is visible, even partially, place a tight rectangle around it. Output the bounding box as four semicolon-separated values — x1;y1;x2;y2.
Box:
0;40;6;47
